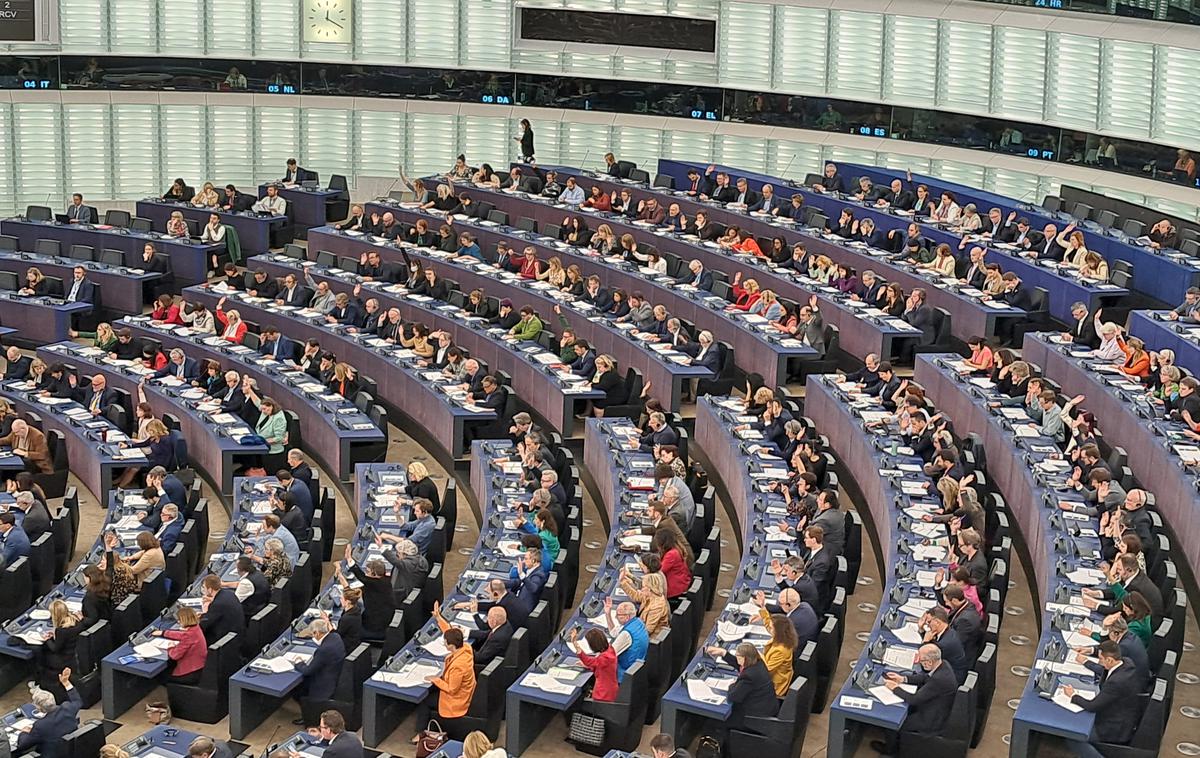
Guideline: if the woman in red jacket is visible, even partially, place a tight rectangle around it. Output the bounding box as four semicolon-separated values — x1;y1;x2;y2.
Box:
214;297;247;343
1118;336;1151;378
729;272;762;312
653;529;692;603
150;295;184;325
151;606;207;684
518;247;541;280
568;627;617;701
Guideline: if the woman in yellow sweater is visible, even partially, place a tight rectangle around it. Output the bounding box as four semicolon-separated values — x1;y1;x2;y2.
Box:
707;612;798;698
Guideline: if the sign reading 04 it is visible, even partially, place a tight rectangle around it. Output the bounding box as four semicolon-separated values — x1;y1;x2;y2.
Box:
0;0;35;42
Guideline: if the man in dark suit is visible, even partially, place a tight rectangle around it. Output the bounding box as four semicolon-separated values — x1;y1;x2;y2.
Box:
1021;222;1060;260
286;449;320;511
65;193;96;224
17;669;81;756
1063;641;1143;756
1010;217;1039;249
998;272;1034;311
883;179;914;210
314;710;364;758
581;276;612;311
981;208;1019;242
13;490;50;541
870;644;959;755
1086;553;1163;620
275;273;313;307
731;178;759;207
154;503;184;554
75;373;118;416
685;166;715;197
440;601;512;671
943;585;983;665
637;412;678;452
282;158;315;184
901;288;938;346
65;266;95;305
3;346;31;381
223;184;256;212
468;578;530;628
154;349;200;381
506;548;548;620
246;269;280;299
259;326;295;362
801;526;836;614
747;184;782;215
457;358;485;396
754;587;819;649
199;574;245;644
214;370;248;415
959;246;988;290
1063;302;1101;349
186;736;235;758
149;466;188;510
293;618;346;723
675;259;714;292
922;608;969;683
1076;615;1149;686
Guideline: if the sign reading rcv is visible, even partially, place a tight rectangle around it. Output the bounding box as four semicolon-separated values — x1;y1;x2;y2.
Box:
0;0;36;41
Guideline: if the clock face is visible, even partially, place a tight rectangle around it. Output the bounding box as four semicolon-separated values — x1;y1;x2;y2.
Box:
304;0;351;43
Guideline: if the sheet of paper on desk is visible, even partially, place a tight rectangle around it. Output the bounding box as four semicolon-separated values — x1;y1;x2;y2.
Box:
1034;659;1093;677
1045;602;1090;617
1065;569;1104;586
868;684;904;706
859;411;891;425
717;620;749;642
523;672;576;695
892;623;924;646
1061;630;1096;648
1052;687;1086;712
911;545;946;562
619;535;652;551
133;641;171;659
915;570;939;588
899;598;936;617
548;666;585;683
900;482;929;496
685;678;725;705
882;645;919;669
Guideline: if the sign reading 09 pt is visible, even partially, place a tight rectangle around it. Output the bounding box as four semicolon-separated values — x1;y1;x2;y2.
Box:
303;0;351;43
0;1;36;42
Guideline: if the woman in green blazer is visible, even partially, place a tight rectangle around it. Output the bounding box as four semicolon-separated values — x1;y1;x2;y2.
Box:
249;388;288;473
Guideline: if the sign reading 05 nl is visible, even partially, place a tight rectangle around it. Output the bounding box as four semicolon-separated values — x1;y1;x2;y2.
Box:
0;0;36;41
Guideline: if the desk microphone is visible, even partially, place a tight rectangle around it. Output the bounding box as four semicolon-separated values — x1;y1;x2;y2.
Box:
262;724;283;754
579;149;592;174
380;162;404;201
780;154;798;182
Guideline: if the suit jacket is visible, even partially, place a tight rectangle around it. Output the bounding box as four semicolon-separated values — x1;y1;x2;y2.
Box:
1074;660;1141;744
1100;571;1163;619
278;285;313;307
155;517;184;554
64;277;95;304
321;731;364;758
675;268;714;292
897;662;958;735
805;547;836;613
66;204;95;224
297;632;346;701
932;627;969;684
949;603;983;664
903;305;939;345
0;525;30;565
200;588;245;644
1001;284;1034;312
16;688;81;758
470;621;514;669
1070;316;1101;349
75;386;117;414
728;660;779;723
3;355;31;381
155;357;200;381
0;427;51;473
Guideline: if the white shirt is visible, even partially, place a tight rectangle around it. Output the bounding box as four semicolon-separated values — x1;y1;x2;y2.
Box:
253;194;286;215
201;223;226;243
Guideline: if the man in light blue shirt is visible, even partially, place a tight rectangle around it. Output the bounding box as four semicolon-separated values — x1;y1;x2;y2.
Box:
258;513;300;564
392;497;436;556
558;176;585;206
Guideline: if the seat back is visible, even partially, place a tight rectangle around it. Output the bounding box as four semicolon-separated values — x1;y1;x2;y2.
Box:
104;209;132;227
69;244;95;261
62;720;107;758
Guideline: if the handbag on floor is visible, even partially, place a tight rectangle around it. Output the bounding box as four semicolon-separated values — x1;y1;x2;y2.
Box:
695;735;722;758
567;712;607;746
145;701;171;725
415;719;447;758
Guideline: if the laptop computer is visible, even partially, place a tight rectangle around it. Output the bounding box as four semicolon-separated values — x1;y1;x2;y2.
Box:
54;213;71;224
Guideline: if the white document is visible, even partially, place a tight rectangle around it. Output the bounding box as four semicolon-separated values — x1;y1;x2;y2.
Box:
685;678;725;705
868;684;903;706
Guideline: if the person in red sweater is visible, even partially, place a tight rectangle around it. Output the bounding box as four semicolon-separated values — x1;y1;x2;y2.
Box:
729;272;762;312
568;627;618;701
151;606;207;684
214;297;248;343
150;295;184;325
653;529;692;602
518;247;541;280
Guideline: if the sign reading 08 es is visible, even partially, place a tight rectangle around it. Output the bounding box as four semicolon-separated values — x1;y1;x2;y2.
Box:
0;0;35;42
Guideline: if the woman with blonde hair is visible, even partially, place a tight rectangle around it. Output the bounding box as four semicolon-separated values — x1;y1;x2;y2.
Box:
618;568;670;635
214;296;247;343
1078;251;1109;281
18;266;48;297
38;598;82;699
115;419;173;487
730;272;761;311
166;210;188;237
589;223;616;256
752;290;783;321
462;730;507;758
539;256;566;287
100;747;132;758
1056;225;1089;267
150;605;207;684
808;254;835;284
191;181;220;207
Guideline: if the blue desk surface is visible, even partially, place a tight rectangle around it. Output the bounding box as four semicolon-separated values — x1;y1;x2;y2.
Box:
528;165;1023;342
103;477;277;678
0;489;142;661
506;419;652;711
913;356;1112;747
656;160;1126;324
841;161;1200;306
250;253;607;410
118;314;384;442
39;340;269;461
386;189;820;365
366;441;525;705
802;378;957;733
123;725;231;757
232;464;413;696
1128;310;1200;377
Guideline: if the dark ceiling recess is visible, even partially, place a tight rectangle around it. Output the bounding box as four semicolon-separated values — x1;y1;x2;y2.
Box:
519;8;716;53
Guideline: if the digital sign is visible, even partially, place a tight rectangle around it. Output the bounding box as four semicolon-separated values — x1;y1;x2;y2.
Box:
0;1;36;42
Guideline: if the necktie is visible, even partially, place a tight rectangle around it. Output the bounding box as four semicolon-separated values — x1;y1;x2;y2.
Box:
68;280;80;302
90;393;100;412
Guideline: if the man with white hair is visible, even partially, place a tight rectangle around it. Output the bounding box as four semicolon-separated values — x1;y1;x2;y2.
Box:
292;617;346;725
601;600;649;681
155;503;184;553
13;490;50;540
17;668;80;755
870;643;958;755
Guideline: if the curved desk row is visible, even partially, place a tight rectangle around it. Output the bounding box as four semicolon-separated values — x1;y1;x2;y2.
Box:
648;160;1127;323
505;418;656;756
39;341;268;498
361;200;822;387
227;464;393;739
0;249;160;315
183;287;494;462
912;355;1139;758
400;184;917;366
136;199;291;259
0;293;91;346
660;396;819;747
99;477;271;719
117;316;385;482
250;254;605;437
1;217;217;290
493;169;1026;343
841;160;1200;307
122;725;245;758
362;443;539;747
1021;331;1200;598
256;183;346;236
804;375;965;758
0;384;122;497
0;489;151;696
1127;310;1200;379
303;226;713;413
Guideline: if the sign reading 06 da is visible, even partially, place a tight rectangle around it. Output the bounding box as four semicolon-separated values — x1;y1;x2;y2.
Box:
303;0;351;43
0;0;36;42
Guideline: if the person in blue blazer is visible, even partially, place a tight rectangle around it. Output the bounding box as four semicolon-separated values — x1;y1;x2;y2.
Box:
154;503;184;554
292;617;346;724
0;512;30;567
258;327;295;362
685;330;722;374
64;266;95;304
506;548;548;619
17;668;81;758
154;349;200;381
569;341;597;378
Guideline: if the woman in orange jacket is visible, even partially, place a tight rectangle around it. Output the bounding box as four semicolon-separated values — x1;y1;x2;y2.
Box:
1118;336;1151;378
412;627;477;742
